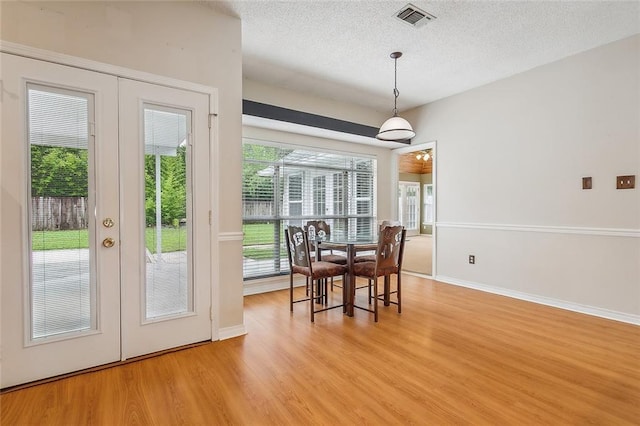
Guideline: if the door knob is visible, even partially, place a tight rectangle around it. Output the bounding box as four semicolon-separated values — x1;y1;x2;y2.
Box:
102;237;115;248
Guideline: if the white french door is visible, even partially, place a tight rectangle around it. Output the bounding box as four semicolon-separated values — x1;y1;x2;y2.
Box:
118;79;211;359
1;53;121;388
1;53;212;388
398;181;420;235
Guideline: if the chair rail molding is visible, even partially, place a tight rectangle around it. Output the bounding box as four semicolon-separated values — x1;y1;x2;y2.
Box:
436;222;640;238
218;231;244;242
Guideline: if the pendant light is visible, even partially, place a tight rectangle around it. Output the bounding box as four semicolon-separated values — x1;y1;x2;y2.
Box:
376;51;416;142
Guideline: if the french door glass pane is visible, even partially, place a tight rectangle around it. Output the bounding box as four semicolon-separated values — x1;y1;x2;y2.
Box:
28;85;95;339
424;184;434;223
143;106;192;319
406;185;418;229
399;182;420;231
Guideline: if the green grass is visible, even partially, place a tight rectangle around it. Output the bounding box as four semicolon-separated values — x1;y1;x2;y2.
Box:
144;227;187;253
243;246;287;260
31;227;187;253
33;223;278;258
242;223;276;245
32;229;89;251
242;223;289;260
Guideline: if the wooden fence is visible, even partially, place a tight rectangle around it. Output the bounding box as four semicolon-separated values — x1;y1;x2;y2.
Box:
32;197;88;231
243;201;274;217
32;198;274;230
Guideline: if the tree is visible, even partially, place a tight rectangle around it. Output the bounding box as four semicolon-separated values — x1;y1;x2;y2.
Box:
30;145;88;197
144;145;187;226
242;144;292;201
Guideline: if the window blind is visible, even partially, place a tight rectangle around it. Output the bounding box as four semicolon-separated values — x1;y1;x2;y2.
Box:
242;140;377;279
28;85;95;339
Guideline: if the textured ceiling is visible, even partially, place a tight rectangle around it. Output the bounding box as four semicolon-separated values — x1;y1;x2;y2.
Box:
207;0;640;114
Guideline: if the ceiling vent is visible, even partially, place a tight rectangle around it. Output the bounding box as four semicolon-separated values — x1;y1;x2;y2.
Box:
395;4;436;28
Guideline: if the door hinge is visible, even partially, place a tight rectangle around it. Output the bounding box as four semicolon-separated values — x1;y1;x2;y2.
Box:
210;306;213;321
188;132;193;146
208;113;217;129
209;210;212;225
89;122;96;137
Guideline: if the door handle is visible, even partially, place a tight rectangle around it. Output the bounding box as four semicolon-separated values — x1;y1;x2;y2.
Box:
102;237;115;248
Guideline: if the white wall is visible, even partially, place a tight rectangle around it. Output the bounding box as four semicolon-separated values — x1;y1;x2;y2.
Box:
405;35;640;322
1;1;245;331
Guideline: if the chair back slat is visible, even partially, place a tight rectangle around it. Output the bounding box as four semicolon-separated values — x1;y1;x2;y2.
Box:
375;226;404;270
286;225;312;268
380;220;401;230
305;220;331;240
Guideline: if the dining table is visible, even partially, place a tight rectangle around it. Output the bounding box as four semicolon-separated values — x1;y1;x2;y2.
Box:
312;236;378;317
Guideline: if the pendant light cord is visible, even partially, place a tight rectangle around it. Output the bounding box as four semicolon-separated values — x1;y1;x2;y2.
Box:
393;56;399;117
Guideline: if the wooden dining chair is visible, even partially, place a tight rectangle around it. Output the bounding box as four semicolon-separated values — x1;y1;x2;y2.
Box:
354;220;402;263
304;220;347;265
305;220;347;292
285;225;348;322
351;226;406;322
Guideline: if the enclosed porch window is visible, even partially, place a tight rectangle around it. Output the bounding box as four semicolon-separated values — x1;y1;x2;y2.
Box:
242;140;377;279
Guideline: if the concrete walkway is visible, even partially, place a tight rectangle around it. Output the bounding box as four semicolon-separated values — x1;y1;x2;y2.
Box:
31;248;188;338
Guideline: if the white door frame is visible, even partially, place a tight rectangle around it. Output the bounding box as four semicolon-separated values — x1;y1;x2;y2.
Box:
391;141;437;277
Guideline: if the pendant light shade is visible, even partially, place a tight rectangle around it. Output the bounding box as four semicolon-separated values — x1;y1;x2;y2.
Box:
376;51;415;142
377;116;415;141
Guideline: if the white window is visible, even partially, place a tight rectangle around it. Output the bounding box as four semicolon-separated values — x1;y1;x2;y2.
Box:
242;141;377;279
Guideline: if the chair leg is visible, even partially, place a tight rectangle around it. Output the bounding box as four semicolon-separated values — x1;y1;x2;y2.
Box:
368;279;372;304
313;279;322;304
290;274;294;312
342;273;347;313
397;273;401;314
373;277;378;322
324;279;329;305
310;278;315;322
384;275;391;306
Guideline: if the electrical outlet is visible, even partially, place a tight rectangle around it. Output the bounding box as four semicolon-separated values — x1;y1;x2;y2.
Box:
469;255;475;264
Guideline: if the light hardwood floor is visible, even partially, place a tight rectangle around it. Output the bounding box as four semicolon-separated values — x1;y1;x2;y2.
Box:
2;275;639;424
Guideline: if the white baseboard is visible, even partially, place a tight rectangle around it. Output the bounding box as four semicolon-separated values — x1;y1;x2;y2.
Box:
436;275;640;326
243;276;340;296
217;324;247;340
243;278;291;296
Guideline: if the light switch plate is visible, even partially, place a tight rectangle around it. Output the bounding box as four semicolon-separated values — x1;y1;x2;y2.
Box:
582;177;592;190
616;175;635;189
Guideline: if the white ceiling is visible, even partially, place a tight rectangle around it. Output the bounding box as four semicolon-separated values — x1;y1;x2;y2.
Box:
207;1;640;114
